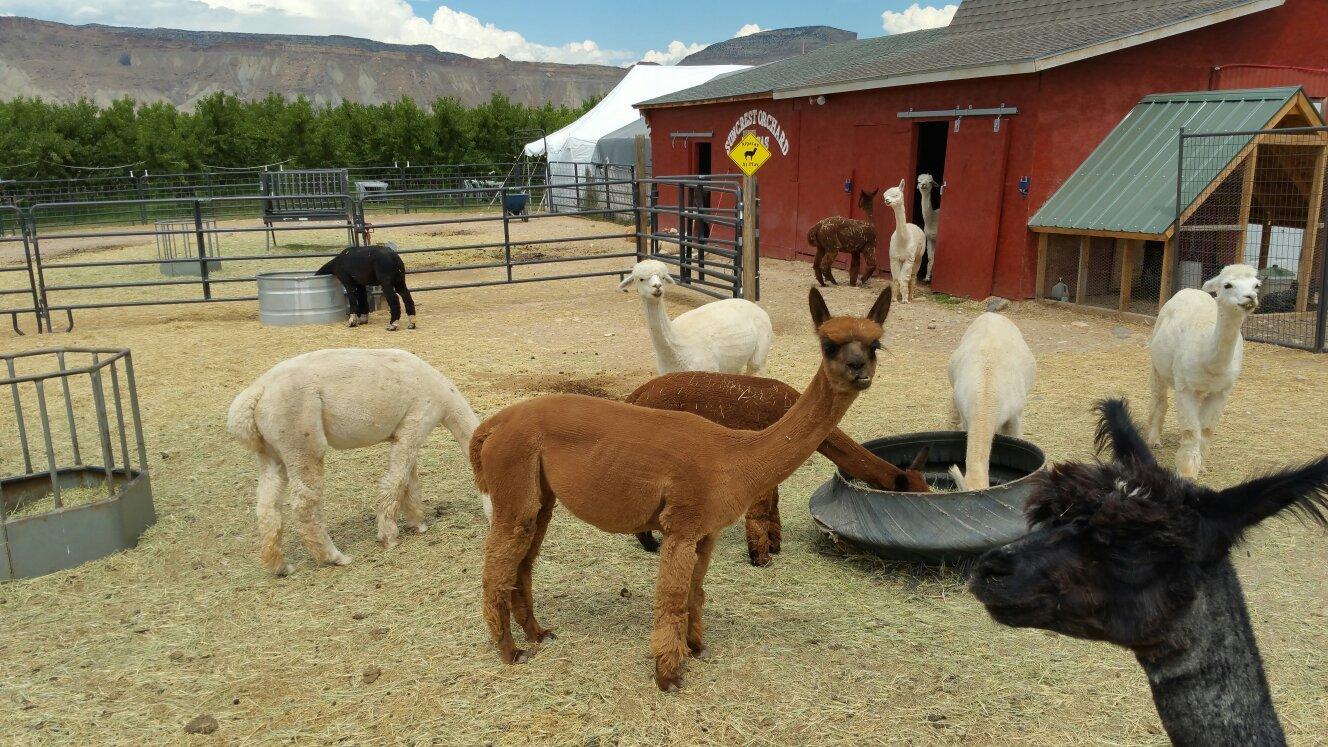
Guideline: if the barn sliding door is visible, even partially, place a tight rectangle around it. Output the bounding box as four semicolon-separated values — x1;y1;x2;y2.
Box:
932;119;1012;299
853;122;915;270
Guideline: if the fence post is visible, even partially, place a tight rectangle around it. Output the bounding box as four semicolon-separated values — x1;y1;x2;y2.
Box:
603;165;611;213
193;199;212;300
135;173;148;224
1296;143;1326;312
650;185;659;258
741;175;758;301
27;211;52;331
18;212;44;334
631;166;645;261
676;184;690;286
501;187;513;283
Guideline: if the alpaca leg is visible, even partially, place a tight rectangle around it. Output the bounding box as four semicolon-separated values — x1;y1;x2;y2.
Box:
400;463;427;535
747;331;772;376
1173;389;1204;479
482;493;541;665
396;279;417;329
355;286;369;325
818;250;839;286
511;496;557;644
636;532;661;553
1197;390;1231;470
383;284;403;331
685;533;718;659
651;534;700;692
1146;367;1168;449
813;247;827;287
890;257;905;301
744;498;772;567
848;251;861;287
999;416;1024;438
948;401;963;430
340;279;361;327
256;450;293;576
376;424;429;548
286;458;352;567
767;488;782;555
924;236;935;282
860;249;878;287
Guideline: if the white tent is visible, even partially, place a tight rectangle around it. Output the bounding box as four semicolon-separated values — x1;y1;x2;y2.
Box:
523;63;747;165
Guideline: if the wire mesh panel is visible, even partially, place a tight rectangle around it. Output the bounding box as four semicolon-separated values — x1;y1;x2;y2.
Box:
1179;128;1327;351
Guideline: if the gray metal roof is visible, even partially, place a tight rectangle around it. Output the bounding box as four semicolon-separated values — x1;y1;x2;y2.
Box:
1028;87;1310;237
638;0;1280;107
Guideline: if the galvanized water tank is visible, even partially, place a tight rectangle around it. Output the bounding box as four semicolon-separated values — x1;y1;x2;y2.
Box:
256;271;348;326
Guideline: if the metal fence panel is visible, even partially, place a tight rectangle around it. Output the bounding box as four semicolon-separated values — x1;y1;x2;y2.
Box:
1178;127;1327;351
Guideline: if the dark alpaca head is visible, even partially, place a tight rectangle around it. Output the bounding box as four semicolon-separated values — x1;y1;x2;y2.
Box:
857;188;879;214
809;286;890;393
971;399;1328;653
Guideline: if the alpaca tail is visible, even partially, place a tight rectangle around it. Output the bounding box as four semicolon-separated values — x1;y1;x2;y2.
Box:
467;419;494;523
226;383;265;453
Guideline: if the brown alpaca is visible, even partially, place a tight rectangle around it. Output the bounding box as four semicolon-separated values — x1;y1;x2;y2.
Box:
469;287;892;691
624;371;931;566
809;188;879;287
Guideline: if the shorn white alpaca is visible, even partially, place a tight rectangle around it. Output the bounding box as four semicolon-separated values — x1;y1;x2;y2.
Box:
948;313;1036;490
620;258;774;375
883;180;926;303
1147;264;1260;479
227;348;481;575
917;174;940;283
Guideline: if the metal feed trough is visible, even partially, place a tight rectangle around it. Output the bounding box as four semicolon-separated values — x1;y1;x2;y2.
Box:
154;217;222;276
1;348;154;580
260;169;355;249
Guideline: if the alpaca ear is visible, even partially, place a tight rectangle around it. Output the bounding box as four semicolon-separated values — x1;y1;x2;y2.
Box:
663;272;676;284
1201;275;1223;294
1092;399;1156;468
618;275;634;291
898;179;906;191
809;287;832;328
1202;456;1328;553
908;445;931;472
866;287;892;324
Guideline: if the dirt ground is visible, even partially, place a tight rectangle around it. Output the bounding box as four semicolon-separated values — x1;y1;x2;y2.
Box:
1;225;1327;745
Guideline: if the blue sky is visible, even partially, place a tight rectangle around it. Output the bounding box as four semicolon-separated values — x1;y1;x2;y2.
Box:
0;1;959;65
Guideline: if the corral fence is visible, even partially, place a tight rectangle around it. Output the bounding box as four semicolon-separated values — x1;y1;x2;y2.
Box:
1176;126;1326;351
0;169;758;334
1036;125;1327;352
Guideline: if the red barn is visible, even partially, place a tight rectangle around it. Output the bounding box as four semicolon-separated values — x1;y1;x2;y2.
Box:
636;0;1328;300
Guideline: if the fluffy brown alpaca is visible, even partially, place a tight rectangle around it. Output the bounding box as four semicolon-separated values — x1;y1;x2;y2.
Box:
469;287;892;691
809;188;879;287
624;371;931;566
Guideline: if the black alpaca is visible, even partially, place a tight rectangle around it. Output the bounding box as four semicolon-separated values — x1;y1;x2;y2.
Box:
971;399;1328;746
316;244;417;331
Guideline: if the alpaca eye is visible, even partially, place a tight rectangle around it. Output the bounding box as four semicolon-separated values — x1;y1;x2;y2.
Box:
869;341;882;352
1224;282;1232;289
822;341;840;357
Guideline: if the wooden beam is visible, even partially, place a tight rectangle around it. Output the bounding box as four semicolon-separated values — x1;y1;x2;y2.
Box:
1119;239;1140;312
1029;225;1165;241
1076;236;1090;304
1179;139;1259;226
1258;219;1273;269
1296;144;1326;312
1039;298;1158;326
1035;233;1048;299
1158;235;1176;313
741;174;758;301
1235;144;1259;266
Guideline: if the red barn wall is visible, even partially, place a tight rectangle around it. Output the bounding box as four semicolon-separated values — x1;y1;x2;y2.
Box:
643;0;1328;299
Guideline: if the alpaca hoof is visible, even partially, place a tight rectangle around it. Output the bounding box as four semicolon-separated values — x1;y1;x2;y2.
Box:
347;317;359;328
413;523;428;534
769;538;782;554
331;553;353;566
691;647;712;660
654;671;684;692
533;630;557;644
386;322;399;331
1147;438;1162;449
358;315;369;324
407;321;417;330
273;563;295;577
506;649;530;664
749;549;772;567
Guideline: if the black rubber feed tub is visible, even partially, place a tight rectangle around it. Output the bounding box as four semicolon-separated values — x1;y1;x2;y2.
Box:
810;431;1046;565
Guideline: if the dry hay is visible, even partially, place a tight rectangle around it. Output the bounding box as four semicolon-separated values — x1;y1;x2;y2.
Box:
0;253;1326;745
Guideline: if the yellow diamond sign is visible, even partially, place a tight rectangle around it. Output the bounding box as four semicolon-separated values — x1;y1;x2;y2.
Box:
728;132;771;176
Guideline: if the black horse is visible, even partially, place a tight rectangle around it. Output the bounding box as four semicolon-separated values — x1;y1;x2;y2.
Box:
316;244;417;330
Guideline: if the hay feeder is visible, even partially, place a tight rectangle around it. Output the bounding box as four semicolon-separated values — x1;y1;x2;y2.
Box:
810;431;1045;565
1;348;154;580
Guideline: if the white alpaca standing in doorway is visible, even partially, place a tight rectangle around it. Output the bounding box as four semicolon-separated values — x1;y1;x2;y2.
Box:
917;174;940;282
883;180;926;303
1146;264;1260;478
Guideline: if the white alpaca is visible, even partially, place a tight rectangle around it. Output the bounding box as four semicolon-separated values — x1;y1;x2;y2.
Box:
226;348;481;575
619;259;774;375
883;180;926;303
948;313;1036;491
1146;264;1260;479
917;174;940;283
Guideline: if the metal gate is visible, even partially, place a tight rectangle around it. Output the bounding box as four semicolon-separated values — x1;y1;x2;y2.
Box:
1177;126;1327;351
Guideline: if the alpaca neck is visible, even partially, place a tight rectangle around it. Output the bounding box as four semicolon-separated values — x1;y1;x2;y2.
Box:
1202;304;1246;372
889;201;909;240
920;188;935;225
641;297;687;371
1137;559;1284;746
861;199;875;223
734;367;858;496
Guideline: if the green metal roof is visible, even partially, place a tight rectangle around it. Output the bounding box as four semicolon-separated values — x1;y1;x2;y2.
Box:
1028;87;1312;237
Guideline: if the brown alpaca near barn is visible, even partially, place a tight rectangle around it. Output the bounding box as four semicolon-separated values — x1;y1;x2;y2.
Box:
469;287;892;691
809;188;879;287
625;371;931;566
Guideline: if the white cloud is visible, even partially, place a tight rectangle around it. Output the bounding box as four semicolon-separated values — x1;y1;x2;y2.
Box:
641;40;706;65
0;0;634;64
734;23;762;38
881;3;957;34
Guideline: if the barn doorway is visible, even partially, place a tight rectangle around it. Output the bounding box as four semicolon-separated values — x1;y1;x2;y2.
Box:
913;121;949;280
